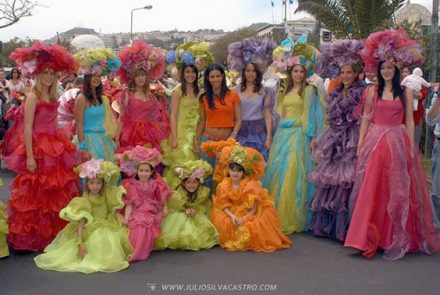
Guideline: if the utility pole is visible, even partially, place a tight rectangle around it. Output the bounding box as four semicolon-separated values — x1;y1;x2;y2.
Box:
425;0;439;156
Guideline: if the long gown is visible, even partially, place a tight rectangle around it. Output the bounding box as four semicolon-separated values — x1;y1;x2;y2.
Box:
262;85;325;234
344;92;440;260
73;97;116;161
118;91;170;153
162;86;200;188
308;81;364;241
0;200;8;258
211;177;291;252
34;185;132;273
122;176;171;261
5;100;79;251
154;186;219;250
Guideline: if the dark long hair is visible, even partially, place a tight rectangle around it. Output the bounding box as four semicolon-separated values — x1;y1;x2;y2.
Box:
240;62;263;94
201;64;229;110
82;74;103;105
181;64;200;97
377;61;405;109
285;64;307;98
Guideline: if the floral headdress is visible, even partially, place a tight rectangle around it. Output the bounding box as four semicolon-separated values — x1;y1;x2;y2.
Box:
361;27;424;72
272;35;319;78
114;40;164;83
73;48;121;76
316;39;364;78
227;37;276;72
173;160;213;183
76;159;120;183
115;145;163;177
9;40;78;77
166;41;214;76
201;138;265;182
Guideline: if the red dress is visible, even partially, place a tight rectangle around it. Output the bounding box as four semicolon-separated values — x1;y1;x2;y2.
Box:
5;100;79;251
118;91;170;152
344;94;440;260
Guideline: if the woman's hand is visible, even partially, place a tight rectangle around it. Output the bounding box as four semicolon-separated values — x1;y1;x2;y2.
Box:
356;141;363;157
80;151;91;163
229;214;244;226
192;137;199;153
171;137;178;150
185;208;196;217
309;138;316;155
26;156;37;173
77;243;87;260
264;136;272;149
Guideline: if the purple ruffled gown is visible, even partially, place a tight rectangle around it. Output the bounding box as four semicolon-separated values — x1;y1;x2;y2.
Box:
308;80;364;241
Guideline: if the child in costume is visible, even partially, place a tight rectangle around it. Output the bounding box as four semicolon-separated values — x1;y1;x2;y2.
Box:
308;39;365;242
73;48;120;162
155;160;219;250
6;41;79;251
117;145;172;262
34;159;132;273
345;28;440;260
0;178;9;258
114;40;169;153
202;139;291;252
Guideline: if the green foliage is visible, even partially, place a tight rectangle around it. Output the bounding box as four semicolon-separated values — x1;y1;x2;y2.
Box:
296;0;405;39
0;36;33;67
210;27;257;66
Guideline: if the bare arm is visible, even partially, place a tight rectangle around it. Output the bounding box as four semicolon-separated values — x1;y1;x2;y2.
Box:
76;218;87;259
427;84;440;122
357;87;374;156
193;105;206;152
169;91;180;149
24;93;38;173
263;94;273;148
230;102;242;138
74;94;87;145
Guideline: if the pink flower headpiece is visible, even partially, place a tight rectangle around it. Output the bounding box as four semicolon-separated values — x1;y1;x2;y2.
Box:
172;160;213;184
361;27;424;72
114;40;164;83
10;40;78;77
76;159;120;183
116;145;163;177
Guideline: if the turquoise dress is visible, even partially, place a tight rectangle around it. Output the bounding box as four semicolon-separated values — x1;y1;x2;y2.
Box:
75;103;116;161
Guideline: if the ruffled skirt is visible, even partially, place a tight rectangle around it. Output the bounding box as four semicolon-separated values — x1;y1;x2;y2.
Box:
237;119;269;162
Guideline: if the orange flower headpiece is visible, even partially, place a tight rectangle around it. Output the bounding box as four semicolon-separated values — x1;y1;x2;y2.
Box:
201;138;265;183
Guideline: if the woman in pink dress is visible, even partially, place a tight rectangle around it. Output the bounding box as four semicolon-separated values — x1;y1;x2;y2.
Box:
117;145;171;261
114;40;169;152
6;41;79;251
344;29;440;260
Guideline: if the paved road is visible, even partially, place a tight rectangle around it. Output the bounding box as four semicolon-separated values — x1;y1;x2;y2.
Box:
0;168;439;295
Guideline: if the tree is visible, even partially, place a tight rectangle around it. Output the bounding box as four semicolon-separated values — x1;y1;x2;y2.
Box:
0;0;38;29
210;27;257;65
295;0;405;39
0;36;33;66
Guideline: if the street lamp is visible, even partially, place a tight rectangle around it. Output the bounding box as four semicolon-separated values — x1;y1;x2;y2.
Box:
130;5;153;43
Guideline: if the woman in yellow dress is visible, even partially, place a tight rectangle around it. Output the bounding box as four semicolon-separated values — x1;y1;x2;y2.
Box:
262;39;325;234
202;139;291;252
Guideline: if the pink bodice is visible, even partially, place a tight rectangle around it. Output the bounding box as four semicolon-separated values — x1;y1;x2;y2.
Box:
33;100;59;135
371;99;405;126
122;92;166;122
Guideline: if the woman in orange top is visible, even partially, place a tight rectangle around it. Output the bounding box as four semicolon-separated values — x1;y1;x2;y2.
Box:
195;64;241;187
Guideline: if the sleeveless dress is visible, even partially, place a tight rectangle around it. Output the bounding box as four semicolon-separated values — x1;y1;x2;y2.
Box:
154;186;219;250
118;91;170;153
73;99;116;161
34;185;132;273
344;93;440;260
5;100;79;251
262;86;325;234
236;89;270;162
308;81;364;241
162;86;200;188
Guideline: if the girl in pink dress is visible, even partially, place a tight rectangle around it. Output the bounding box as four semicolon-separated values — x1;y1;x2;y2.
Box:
344;28;440;260
6;41;79;251
117;145;171;261
114;40;169;152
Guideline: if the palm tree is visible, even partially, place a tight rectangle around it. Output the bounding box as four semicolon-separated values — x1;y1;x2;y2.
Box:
295;0;405;39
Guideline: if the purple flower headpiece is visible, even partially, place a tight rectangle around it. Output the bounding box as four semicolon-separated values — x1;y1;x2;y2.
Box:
316;39;364;78
228;37;276;71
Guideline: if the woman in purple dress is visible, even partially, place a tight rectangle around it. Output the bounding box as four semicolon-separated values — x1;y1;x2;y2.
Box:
308;39;364;241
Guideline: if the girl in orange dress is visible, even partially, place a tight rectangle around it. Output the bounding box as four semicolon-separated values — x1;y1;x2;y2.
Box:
202;139;291;252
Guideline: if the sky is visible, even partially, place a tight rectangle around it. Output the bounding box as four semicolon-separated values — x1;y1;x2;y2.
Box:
0;0;434;42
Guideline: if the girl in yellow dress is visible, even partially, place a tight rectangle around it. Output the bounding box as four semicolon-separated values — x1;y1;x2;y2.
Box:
0;177;8;258
202;139;291;252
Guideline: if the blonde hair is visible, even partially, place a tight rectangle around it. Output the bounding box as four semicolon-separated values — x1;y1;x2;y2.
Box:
32;71;58;102
128;68;149;95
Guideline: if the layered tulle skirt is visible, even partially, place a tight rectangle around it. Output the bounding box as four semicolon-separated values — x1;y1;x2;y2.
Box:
237;119;269;162
74;131;115;162
344;123;440;259
5;132;79;251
